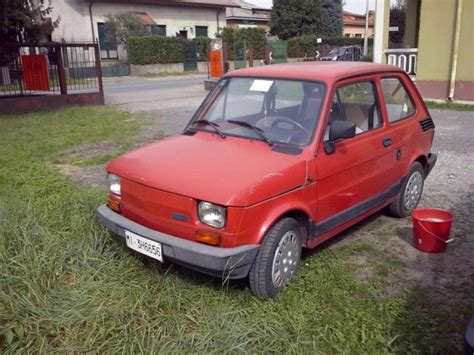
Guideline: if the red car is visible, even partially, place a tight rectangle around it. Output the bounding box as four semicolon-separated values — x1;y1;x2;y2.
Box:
97;62;436;299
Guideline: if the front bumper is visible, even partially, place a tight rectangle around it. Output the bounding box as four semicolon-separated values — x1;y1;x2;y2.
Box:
426;153;437;177
96;205;259;279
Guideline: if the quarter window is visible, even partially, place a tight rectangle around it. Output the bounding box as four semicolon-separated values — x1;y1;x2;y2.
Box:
381;77;415;122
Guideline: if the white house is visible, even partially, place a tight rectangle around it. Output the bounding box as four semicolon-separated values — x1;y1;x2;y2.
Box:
50;0;238;60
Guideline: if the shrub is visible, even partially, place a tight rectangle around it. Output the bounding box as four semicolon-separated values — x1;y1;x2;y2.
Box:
128;36;186;65
218;27;267;60
359;54;373;62
288;35;374;58
194;37;211;61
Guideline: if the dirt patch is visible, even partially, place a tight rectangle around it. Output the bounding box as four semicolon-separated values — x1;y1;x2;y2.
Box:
54;162;106;188
55;143;121;164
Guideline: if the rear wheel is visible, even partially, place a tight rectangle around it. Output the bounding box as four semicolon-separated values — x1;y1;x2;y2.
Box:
389;162;425;217
248;218;302;299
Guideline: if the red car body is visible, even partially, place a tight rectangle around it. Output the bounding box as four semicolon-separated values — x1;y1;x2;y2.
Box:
97;62;436;298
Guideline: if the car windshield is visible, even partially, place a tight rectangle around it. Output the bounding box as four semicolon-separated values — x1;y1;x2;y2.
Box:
194;77;325;146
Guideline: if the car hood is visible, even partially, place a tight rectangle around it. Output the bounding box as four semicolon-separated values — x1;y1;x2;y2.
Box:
107;133;308;207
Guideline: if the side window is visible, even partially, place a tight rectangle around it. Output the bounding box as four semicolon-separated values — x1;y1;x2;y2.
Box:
337;81;382;134
381;77;415;122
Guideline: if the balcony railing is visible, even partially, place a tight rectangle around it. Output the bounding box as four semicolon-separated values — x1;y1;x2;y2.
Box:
385;48;418;76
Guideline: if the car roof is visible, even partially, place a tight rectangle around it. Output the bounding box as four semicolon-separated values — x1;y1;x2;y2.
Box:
226;61;404;83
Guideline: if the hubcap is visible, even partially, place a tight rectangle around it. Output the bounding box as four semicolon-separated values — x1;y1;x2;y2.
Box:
404;171;423;210
271;231;300;288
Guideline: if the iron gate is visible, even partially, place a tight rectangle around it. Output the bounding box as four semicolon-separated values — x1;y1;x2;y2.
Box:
183;41;197;71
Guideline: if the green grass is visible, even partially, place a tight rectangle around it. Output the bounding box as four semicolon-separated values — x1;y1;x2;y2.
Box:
0;106;470;353
425;100;474;111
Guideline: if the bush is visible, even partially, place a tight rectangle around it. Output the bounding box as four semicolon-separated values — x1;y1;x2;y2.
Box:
128;36;186;65
359;54;373;62
218;27;267;60
194;37;211;61
288;35;374;58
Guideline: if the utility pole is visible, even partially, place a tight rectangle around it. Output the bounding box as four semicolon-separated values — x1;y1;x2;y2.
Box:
363;0;370;55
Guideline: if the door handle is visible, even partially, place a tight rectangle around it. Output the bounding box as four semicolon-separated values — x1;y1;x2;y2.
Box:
382;138;393;147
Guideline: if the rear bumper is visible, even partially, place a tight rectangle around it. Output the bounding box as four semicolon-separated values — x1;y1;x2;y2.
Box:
426;153;437;177
96;205;259;279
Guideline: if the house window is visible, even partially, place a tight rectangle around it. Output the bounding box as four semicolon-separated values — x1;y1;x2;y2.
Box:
151;25;166;36
344;33;351;37
178;30;188;39
97;22;118;60
355;33;362;38
195;26;208;37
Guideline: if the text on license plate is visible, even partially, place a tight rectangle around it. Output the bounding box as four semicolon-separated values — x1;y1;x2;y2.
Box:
125;230;163;263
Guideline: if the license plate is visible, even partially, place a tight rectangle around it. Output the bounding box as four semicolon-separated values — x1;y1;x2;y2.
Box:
125;230;163;263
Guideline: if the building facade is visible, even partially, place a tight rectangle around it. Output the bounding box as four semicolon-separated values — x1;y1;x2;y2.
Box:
373;0;473;102
49;0;237;60
226;0;271;31
342;11;374;38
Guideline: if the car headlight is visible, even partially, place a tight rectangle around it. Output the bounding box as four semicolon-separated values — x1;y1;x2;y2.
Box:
198;201;226;228
107;173;121;195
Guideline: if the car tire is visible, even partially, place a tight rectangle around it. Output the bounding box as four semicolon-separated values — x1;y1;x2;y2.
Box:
389;162;425;218
248;218;302;299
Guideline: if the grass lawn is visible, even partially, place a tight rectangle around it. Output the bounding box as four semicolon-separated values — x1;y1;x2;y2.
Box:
425;100;474;112
0;106;469;353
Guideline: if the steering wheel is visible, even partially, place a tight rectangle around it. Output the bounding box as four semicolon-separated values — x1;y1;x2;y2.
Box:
257;116;311;144
271;116;311;136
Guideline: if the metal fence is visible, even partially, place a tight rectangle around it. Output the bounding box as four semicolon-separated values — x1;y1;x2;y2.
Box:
0;42;103;97
385;48;418;76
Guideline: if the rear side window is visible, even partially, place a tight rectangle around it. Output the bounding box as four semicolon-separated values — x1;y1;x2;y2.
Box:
337;81;382;135
381;78;415;122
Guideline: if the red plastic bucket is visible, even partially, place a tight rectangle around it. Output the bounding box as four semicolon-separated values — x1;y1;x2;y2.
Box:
412;209;454;253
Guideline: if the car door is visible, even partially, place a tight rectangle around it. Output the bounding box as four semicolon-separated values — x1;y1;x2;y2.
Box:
313;75;399;236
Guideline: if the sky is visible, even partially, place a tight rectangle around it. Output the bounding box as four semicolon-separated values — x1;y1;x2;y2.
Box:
246;0;376;14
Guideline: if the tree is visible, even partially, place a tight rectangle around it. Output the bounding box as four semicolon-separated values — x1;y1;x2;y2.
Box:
104;12;148;47
389;2;406;45
0;0;59;66
320;0;343;37
270;0;323;40
0;0;59;43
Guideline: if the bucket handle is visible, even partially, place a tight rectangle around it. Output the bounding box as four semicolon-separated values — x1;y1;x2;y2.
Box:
416;220;454;244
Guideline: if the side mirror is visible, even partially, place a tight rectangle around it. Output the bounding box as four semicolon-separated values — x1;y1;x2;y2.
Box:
324;120;356;154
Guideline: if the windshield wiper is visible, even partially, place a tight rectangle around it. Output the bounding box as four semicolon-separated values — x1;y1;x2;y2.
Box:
227;120;274;146
190;119;226;139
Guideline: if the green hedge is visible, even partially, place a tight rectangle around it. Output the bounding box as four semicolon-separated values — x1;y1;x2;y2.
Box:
194;37;211;61
128;33;372;65
218;27;267;60
288;35;374;58
129;36;212;64
128;36;187;65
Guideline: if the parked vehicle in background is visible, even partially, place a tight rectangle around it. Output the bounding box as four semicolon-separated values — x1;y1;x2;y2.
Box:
97;62;436;299
319;46;363;61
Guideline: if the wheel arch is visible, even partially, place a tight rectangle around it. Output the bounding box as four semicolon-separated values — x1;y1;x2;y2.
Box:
257;207;312;246
403;150;428;177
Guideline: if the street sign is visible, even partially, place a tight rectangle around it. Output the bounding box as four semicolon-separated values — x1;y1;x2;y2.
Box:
389;26;399;32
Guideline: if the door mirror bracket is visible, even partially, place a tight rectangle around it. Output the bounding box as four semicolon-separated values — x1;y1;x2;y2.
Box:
324;120;356;154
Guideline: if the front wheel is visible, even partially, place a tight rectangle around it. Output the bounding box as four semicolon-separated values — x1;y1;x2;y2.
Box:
389;162;425;217
248;218;302;299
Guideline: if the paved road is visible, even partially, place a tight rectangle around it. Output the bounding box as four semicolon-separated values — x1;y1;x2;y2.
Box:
103;74;209;136
103;74;208;105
